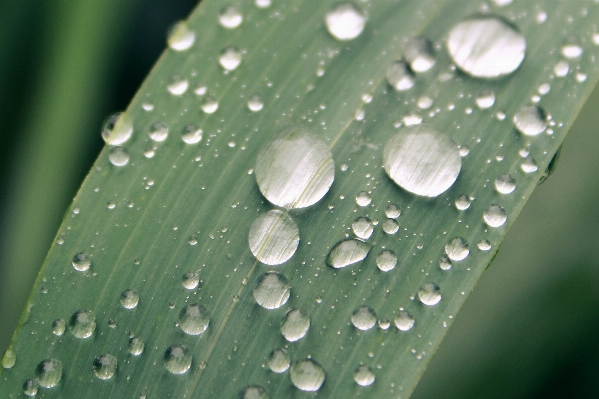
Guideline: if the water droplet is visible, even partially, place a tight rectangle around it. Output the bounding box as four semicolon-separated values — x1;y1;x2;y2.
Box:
327;239;372;269
324;3;366;41
219;47;242;71
404;38;436;73
148;122;169;142
178;304;210;335
72;252;91;272
394;310;415;331
255;128;334;209
247;95;264;112
102;112;133;145
268;349;290;373
167;21;195;51
253;272;291;309
281;309;310;342
385;203;401;219
167;75;189;95
182;271;200;289
129;336;145;356
478;239;492;251
376;250;397;272
142;100;154;112
23;379;39;396
439;255;452;270
386;61;415;91
181;125;203;145
459;145;470;157
483;204;507;227
164;344;192;374
351;306;377;330
554;60;569;77
382;219;399;235
418;283;441;305
495;174;516;194
418;96;434;109
290;359;326;392
383;124;461;197
561;38;583;59
352;217;373;240
239;385;269;399
447;16;525;78
355;191;371;206
35;358;62;388
52;319;65;336
92;354;117;380
445;238;469;261
521;156;538;173
2;349;16;369
354;365;375;386
513;105;547;136
219;6;243;29
120;289;139;309
403;112;423;126
69;310;96;338
109;147;130;167
255;0;271;8
475;90;496;109
248;210;299;265
378;318;390;329
454;194;472;210
201;96;219;114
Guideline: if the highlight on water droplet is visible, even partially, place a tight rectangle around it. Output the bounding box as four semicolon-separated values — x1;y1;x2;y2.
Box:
35;358;62;388
102;112;133;145
247;95;264;112
164;344;192;374
120;289;139;309
478;239;492;251
354;365;376;386
129;336;145;356
280;309;310;342
382;218;399;235
268;348;290;373
376;249;397;272
248;210;299;265
521;156;538;173
418;283;441;306
475;90;496;109
219;6;243;29
454;194;472;210
355;191;371;207
394;310;415;331
290;359;326;392
109;147;130;167
92;354;117;380
167;75;189;96
495;174;516;194
324;3;366;41
239;385;269;399
219;47;242;71
404;38;436;73
253;272;291;309
483;204;507;227
69;310;96;339
182;271;200;290
386;61;415;91
326;239;372;269
72;252;91;272
561;37;583;59
167;21;196;51
23;379;39;396
181;125;203;144
201;96;219;114
2;349;16;369
445;237;469;261
385;203;401;219
352;217;373;240
439;255;452;271
149;122;169;142
513;105;547;136
351;306;377;330
52;319;65;336
178;303;210;335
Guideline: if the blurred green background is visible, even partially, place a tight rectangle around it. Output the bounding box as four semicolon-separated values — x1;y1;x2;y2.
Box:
0;1;598;397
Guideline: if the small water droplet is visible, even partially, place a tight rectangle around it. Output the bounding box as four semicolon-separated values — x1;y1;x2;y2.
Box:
418;283;441;306
120;289;139;309
439;255;452;271
376;250;397;272
268;348;290;373
354;365;376;386
521;156;538;173
102;112;133;145
355;191;371;206
253;272;291;309
219;47;242;71
378;318;390;329
324;3;366;41
561;37;583;59
417;96;434;109
109;147;130;167
404;38;436;73
483;204;507;227
248;210;299;265
219;6;243;29
72;252;91;272
386;61;415;91
167;75;189;95
92;354;117;380
164;344;192;374
69;310;96;338
35;358;62;388
326;239;372;269
255;0;271;8
454;194;472;210
445;238;469;261
394;310;415;331
513;105;547;136
459;145;470;157
239;385;269;399
475;90;496;109
382;218;399;235
352;217;373;240
351;306;377;330
129;336;145;356
167;21;195;51
201;96;219;114
182;271;200;289
178;304;210;335
495;174;516;194
247;95;264;112
281;309;310;342
23;379;39;396
290;359;326;392
142;100;154;112
2;349;16;369
52;319;65;336
149;122;169;142
477;240;492;251
180;125;203;145
554;60;569;77
385;203;401;219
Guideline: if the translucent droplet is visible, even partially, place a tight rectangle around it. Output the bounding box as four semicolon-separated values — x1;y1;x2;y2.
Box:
418;283;441;306
385;204;401;219
445;238;469;261
378;318;390;329
324;3;366;41
148;122;169;142
281;309;310;342
403;112;422;126
142;100;154;111
554;60;569;77
253;272;291;309
382;219;399;235
167;21;195;51
354;365;375;386
182;125;203;144
394;310;415;331
521;156;538;173
513;106;547;136
201;96;219;114
248;210;299;265
219;47;242;71
483;204;507;227
418;96;434;109
247;95;264;112
167;75;189;96
255;128;334;209
178;303;210;335
475;90;495;109
355;191;371;206
376;250;397;272
72;252;91;272
120;289;139;309
439;255;452;271
290;359;326;392
69;310;96;338
326;239;372;269
219;6;243;29
109;147;130;167
239;385;269;399
2;349;16;369
351;306;377;330
383;124;461;197
23;379;39;396
52;319;66;336
561;38;583;59
164;344;192;374
454;194;472;210
35;358;62;388
129;336;145;356
92;354;117;380
182;271;200;290
386;61;415;91
268;348;290;373
255;0;271;8
495;174;516;194
102;112;133;145
446;16;525;78
478;239;492;251
404;38;436;73
352;217;373;240
459;145;470;157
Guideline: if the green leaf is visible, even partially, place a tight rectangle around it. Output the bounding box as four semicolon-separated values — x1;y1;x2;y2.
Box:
2;0;599;398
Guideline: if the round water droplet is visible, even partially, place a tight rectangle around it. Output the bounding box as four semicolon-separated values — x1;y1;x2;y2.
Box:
324;3;366;41
23;379;39;396
92;354;117;380
255;0;271;8
281;309;310;342
351;306;377;330
290;359;326;392
253;272;291;309
182;271;200;289
376;250;397;272
129;336;145;356
268;348;290;373
445;238;469;261
386;61;415;91
35;358;62;388
478;239;492;251
352;217;373;240
355;191;371;206
167;75;189;96
475;90;496;109
454;194;472;210
69;310;96;338
447;16;525;78
483;204;507;227
52;319;65;336
255;128;334;209
521;156;538;173
247;95;264;112
326;239;372;269
167;21;195;51
382;218;399;235
219;6;243;29
178;127;201;147
109;147;130;167
149;122;169;142
120;289;139;309
178;303;210;335
383;124;461;197
513;105;547;136
2;349;16;369
418;283;441;306
385;204;401;219
439;255;452;271
404;38;436;73
239;385;269;399
164;344;192;374
72;252;91;272
219;47;242;71
248;210;299;265
354;365;375;386
201;96;219;114
495;174;516;194
102;112;133;145
394;310;415;331
418;96;434;109
561;38;583;59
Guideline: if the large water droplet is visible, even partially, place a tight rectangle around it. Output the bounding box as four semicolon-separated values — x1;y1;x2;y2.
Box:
447;16;525;78
248;210;299;265
2;349;16;369
394;310;415;331
268;348;290;373
418;283;441;306
69;310;96;338
120;289;139;309
495;174;516;194
324;3;366;41
102;112;133;145
355;191;371;206
92;354;117;380
72;252;91;272
354;365;376;386
475;90;496;109
351;306;377;330
164;344;192;374
182;125;203;144
239;385;269;399
483;204;507;227
513;106;547;136
129;336;145;356
326;239;372;269
382;218;399;235
521;156;538;173
219;6;243;29
182;271;200;289
219;47;242;71
255;128;334;209
445;237;469;261
376;249;397;272
281;309;310;342
386;61;415;91
201;96;219;114
290;359;326;392
35;359;62;388
167;21;196;51
149;122;169;142
178;304;210;335
383;124;461;197
352;217;373;240
23;379;39;396
404;38;436;73
253;272;291;309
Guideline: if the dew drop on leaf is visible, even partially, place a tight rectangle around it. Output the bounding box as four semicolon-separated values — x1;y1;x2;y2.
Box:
521;156;539;173
248;210;299;265
376;249;397;272
478;240;492;251
182;271;200;290
418;283;442;306
355;191;371;206
219;47;242;71
120;289;139;309
101;112;133;145
475;90;495;109
181;125;203;144
394;310;415;331
385;203;401;219
483;204;507;227
439;255;452;271
167;75;189;95
178;304;210;335
454;194;472;210
324;3;366;41
92;354;118;380
561;37;583;59
326;239;372;269
280;309;310;342
201;96;219;114
382;218;399;235
513;105;547;136
219;6;243;29
386;61;415;91
72;252;91;272
148;122;169;142
290;359;326;392
167;21;195;51
69;310;96;339
23;379;39;396
35;358;62;388
129;336;145;356
52;319;65;336
239;385;269;399
354;365;376;386
268;349;290;373
494;174;516;194
351;306;377;330
253;272;291;310
164;344;192;374
109;147;130;167
404;38;436;73
247;95;264;112
445;237;469;261
352;217;373;240
1;349;16;369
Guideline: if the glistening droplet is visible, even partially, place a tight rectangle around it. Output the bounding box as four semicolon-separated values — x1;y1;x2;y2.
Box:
376;250;397;272
445;238;469;261
290;359;326;392
167;21;195;51
253;272;291;309
102;112;133;145
164;344;192;374
219;6;243;29
248;210;299;265
418;283;441;306
239;385;269;399
326;239;372;269
35;359;62;388
386;61;415;91
219;47;242;71
354;365;375;386
352;217;373;240
120;289;139;309
268;349;290;373
324;3;366;41
280;309;310;342
92;354;117;380
69;310;96;339
351;306;377;330
394;310;415;331
495;174;516;194
483;204;507;227
72;252;91;272
513;105;547;136
178;303;210;335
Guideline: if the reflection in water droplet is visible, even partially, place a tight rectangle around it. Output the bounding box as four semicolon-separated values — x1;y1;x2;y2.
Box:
326;239;372;269
167;21;196;51
478;240;492;251
178;304;210;335
219;6;243;29
439;255;452;271
383;124;461;197
164;344;192;374
69;310;96;338
394;310;415;331
182;125;203;144
385;204;401;219
92;354;117;380
2;349;16;369
102;112;133;145
219;47;242;71
23;379;39;396
149;122;169;142
281;309;310;342
454;194;472;210
109;147;130;166
120;289;139;309
404;38;436;73
182;271;200;289
521;156;538;173
352;217;373;240
255;128;334;209
355;191;371;206
129;336;145;356
268;348;290;373
351;306;377;330
495;174;516;194
290;359;326;392
475;90;496;109
447;16;525;78
354;365;376;386
376;250;397;272
72;252;91;272
35;359;62;388
247;95;264;112
248;210;299;265
167;75;189;95
52;319;65;336
418;283;441;305
239;385;269;399
386;61;415;91
253;272;291;309
483;204;507;227
445;238;469;261
201;96;219;114
324;3;366;41
382;219;399;235
513;106;547;136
